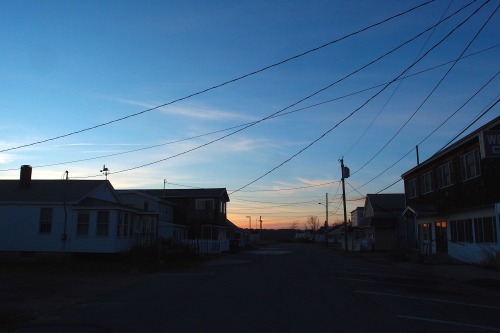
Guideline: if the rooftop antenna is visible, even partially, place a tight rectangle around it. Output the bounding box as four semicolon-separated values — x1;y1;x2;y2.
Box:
100;164;110;180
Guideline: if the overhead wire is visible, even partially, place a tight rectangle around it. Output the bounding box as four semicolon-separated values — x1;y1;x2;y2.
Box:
2;43;497;173
436;97;500;153
228;0;485;195
343;0;455;158
350;0;497;177
0;1;434;154
71;2;459;180
348;72;499;194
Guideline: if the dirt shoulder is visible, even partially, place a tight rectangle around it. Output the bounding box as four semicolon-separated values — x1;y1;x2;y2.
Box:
0;260;148;331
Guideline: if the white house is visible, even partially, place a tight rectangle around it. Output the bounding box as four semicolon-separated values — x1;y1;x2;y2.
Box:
0;166;135;256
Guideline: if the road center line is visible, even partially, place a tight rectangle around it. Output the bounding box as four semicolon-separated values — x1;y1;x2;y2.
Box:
355;290;500;310
398;315;500;331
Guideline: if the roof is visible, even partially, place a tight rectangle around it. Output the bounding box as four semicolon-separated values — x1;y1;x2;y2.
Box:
128;188;230;202
364;216;398;227
225;219;242;230
402;116;500;177
351;207;364;213
402;204;439;218
116;190;176;206
0;180;112;203
366;193;405;216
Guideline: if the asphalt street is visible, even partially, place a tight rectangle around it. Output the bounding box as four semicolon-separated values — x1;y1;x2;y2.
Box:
8;243;500;333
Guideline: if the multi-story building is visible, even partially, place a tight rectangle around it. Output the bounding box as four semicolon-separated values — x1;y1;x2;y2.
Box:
402;116;500;264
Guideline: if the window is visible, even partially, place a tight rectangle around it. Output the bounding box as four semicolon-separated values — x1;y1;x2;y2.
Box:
220;201;226;214
117;213;123;237
124;214;129;237
406;178;418;199
76;212;90;236
474;217;497;243
96;211;109;236
420;170;434;194
460;149;481;181
129;214;134;237
39;208;53;233
418;223;431;242
195;199;214;210
437;161;455;189
450;219;472;243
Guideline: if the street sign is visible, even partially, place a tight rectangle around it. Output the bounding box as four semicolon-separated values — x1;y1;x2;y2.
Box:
479;130;500;159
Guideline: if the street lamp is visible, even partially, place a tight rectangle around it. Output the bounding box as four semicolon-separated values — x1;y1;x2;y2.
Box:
318;203;328;227
318;193;328;227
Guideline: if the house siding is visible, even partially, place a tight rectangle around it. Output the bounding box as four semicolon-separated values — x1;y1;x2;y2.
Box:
0;204;134;254
0;204;65;252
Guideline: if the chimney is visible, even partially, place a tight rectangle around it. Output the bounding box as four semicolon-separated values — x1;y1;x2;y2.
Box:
19;165;32;189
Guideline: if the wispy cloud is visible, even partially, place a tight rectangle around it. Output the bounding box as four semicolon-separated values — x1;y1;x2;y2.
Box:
0;153;14;165
112;98;254;122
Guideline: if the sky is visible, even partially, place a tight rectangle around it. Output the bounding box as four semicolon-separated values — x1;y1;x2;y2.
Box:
0;1;498;229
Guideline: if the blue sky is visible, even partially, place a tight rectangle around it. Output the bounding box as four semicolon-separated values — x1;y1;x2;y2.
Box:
0;1;498;229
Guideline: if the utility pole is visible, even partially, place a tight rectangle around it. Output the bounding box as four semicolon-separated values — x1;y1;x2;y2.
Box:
259;216;263;231
246;216;251;229
416;145;420;165
318;193;329;227
325;193;329;227
340;158;350;252
61;171;68;253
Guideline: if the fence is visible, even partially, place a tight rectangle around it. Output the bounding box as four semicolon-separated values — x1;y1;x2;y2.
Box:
184;239;230;254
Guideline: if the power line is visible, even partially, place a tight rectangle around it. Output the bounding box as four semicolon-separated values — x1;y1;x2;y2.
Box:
348;76;499;194
228;0;482;194
72;2;451;180
0;1;434;154
343;0;455;158
3;44;496;173
351;0;496;177
436;97;500;153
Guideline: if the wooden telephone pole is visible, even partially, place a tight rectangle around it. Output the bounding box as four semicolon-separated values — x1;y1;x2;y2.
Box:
340;158;349;252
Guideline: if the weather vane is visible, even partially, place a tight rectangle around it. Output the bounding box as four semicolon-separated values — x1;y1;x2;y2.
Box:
100;164;110;180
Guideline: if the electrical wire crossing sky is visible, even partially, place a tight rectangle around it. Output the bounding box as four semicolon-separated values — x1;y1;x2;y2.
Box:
0;0;498;228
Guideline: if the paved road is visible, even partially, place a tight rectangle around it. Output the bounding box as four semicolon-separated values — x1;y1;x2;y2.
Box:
9;243;500;332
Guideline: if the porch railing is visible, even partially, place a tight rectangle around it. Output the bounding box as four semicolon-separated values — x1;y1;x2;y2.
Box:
184;239;230;254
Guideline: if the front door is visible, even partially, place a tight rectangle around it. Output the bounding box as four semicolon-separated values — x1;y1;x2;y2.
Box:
435;221;448;253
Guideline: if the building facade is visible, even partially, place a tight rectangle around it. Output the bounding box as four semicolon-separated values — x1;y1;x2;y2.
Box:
402;117;500;264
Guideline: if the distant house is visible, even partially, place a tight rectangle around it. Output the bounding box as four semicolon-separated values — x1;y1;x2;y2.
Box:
350;207;372;251
0;166;135;256
402;116;500;264
116;190;188;245
129;188;231;240
361;194;406;252
225;219;251;249
350;207;365;228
